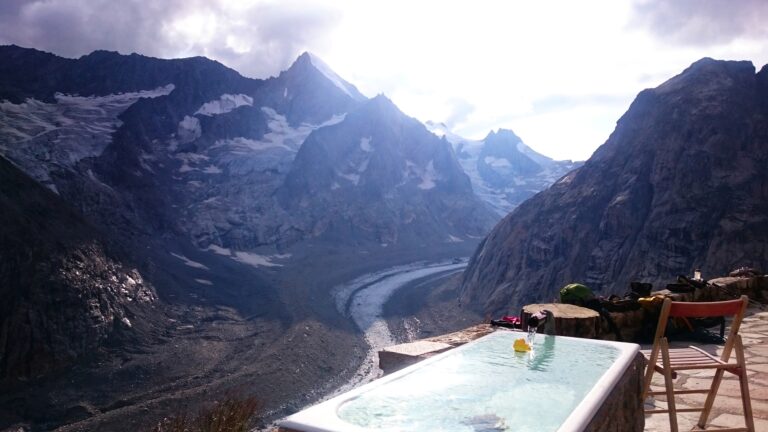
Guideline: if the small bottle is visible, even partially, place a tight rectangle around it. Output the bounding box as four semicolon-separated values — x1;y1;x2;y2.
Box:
694;268;702;281
527;311;547;328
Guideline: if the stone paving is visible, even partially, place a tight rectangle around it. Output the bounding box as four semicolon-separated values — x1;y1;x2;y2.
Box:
644;303;768;431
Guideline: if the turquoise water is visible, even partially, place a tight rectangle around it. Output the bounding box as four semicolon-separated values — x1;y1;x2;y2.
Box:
337;331;619;432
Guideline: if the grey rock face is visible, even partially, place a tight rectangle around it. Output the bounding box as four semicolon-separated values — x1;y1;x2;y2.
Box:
277;95;496;245
460;58;768;316
0;156;156;380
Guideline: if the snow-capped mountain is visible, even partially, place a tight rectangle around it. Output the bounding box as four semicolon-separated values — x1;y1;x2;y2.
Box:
279;95;494;246
0;46;496;389
426;121;581;216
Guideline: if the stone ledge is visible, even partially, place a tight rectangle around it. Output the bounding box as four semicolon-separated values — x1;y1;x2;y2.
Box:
378;341;452;375
378;324;493;375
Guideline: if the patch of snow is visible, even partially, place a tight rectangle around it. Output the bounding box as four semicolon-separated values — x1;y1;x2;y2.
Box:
610;191;629;205
446;234;463;243
205;245;289;268
138;151;156;172
402;159;440;190
233;251;282;268
214;136;293;153
212;108;346;156
177;115;201;144
424;120;467;145
194;94;253;116
203;165;222;174
175;152;209;173
337;171;360;185
556;171;576;185
516;140;556;167
307;53;360;99
194;278;213;285
484;156;512;168
358;157;370;173
331;181;341;190
207;244;231;256
418;160;438;190
283;87;288;98
171;252;209;270
360;136;373;152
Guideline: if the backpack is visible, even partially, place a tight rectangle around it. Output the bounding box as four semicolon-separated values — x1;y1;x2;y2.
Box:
559;283;594;305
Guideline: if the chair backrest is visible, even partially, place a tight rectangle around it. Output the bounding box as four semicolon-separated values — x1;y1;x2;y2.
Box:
668;298;747;318
653;295;749;362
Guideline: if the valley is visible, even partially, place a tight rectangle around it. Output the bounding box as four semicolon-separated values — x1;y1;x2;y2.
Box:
0;244;477;432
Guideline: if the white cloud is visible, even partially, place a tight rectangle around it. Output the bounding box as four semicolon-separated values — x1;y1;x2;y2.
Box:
1;0;767;161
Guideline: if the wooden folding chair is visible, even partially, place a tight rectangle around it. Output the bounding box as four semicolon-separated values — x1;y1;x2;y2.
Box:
641;295;754;432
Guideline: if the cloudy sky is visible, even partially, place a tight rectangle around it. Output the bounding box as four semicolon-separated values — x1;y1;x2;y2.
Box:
1;0;767;161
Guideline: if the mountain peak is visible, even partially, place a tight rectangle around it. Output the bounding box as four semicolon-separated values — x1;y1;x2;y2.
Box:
360;93;403;118
292;51;313;67
656;57;755;95
286;51;366;101
484;128;522;142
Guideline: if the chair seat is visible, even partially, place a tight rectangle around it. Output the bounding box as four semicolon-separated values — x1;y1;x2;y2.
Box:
642;346;741;374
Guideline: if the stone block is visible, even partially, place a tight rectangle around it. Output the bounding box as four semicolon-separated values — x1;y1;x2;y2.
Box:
378;340;452;375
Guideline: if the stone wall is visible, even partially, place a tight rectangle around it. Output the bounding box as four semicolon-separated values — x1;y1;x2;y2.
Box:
584;352;645;432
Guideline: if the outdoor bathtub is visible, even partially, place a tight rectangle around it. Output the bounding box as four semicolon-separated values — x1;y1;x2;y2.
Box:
280;330;643;432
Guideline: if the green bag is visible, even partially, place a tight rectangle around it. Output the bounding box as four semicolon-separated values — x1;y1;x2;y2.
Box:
560;283;594;305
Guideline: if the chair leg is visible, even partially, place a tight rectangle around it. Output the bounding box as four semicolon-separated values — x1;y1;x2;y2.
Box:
642;350;658;401
661;338;679;432
734;336;755;432
698;368;724;428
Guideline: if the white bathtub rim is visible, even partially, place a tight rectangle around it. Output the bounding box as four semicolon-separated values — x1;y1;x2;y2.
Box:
278;329;640;432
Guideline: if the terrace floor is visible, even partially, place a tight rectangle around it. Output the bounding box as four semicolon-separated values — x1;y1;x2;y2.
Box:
644;303;768;431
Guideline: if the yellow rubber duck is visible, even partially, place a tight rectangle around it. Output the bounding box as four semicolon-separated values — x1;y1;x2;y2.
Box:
513;338;531;352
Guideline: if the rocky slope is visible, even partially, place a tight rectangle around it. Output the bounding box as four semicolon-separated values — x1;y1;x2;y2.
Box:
460;58;768;316
0;155;156;380
427;122;580;215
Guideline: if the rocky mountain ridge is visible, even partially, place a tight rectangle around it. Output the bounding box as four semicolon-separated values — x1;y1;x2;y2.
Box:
1;46;494;254
460;58;768;316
